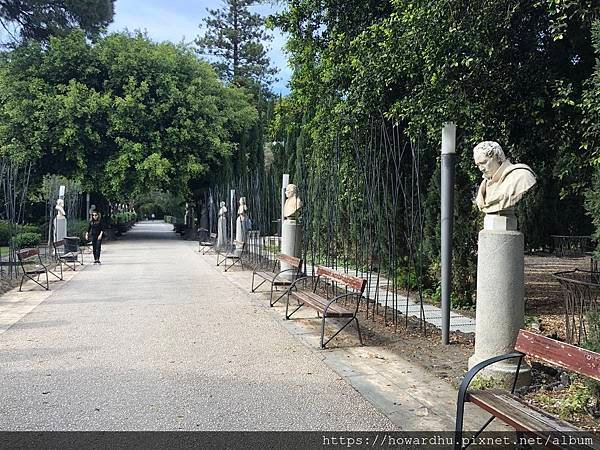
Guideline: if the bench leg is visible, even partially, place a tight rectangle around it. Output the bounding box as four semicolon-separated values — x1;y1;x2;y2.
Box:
321;316;359;349
320;316;327;348
270;283;287;307
354;317;363;345
251;275;267;293
19;274;25;292
285;291;304;319
455;392;496;450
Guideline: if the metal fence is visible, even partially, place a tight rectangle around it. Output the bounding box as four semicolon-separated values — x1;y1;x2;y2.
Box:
553;269;600;345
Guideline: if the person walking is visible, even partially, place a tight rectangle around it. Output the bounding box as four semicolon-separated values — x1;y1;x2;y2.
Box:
86;211;104;264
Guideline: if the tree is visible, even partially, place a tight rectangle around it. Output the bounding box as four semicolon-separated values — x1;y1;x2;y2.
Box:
195;0;277;87
583;20;600;256
0;0;114;44
272;0;600;306
0;30;257;204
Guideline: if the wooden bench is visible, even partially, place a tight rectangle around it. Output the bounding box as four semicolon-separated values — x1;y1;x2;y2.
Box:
285;266;366;348
16;248;61;291
198;228;217;254
251;254;303;306
53;239;83;271
216;240;247;272
455;329;600;449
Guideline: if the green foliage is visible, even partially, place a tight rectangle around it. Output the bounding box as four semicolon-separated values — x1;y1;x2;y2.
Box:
0;222;40;245
18;224;40;235
585;170;600;258
535;382;592;420
113;212;136;225
136;191;184;220
271;0;599;306
0;30;257;204
12;232;41;249
469;375;503;390
196;0;277;87
584;20;600;258
0;221;10;245
583;311;600;399
67;219;88;241
0;0;114;44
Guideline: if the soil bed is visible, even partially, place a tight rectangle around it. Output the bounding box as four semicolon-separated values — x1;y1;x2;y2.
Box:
322;253;599;431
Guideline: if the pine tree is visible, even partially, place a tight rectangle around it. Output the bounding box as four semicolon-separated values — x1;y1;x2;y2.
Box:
195;0;277;87
0;0;114;44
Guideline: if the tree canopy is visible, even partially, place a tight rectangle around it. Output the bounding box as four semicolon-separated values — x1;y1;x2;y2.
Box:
0;0;114;44
269;0;600;304
0;30;257;201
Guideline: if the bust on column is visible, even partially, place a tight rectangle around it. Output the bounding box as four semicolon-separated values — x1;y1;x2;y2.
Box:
469;140;536;386
217;201;227;249
53;198;67;242
281;184;303;276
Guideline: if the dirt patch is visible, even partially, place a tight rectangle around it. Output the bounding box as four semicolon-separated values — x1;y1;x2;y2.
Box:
0;276;19;296
310;253;599;430
524;253;591;339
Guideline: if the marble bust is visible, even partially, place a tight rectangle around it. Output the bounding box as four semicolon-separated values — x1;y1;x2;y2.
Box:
55;198;66;218
237;197;247;217
283;184;302;220
473;141;537;214
218;201;227;217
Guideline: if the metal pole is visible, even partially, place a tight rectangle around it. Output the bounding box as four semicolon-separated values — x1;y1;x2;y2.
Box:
441;122;456;345
281;174;289;236
230;189;235;244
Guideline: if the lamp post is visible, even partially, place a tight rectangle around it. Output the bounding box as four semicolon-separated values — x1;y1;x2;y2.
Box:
441;122;456;345
281;174;289;236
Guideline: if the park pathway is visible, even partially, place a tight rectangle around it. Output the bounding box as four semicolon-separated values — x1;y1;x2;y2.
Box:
0;221;395;431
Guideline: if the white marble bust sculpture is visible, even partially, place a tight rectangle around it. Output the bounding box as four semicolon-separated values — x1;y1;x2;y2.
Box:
55;198;66;218
473;141;537;214
283;184;302;220
237;197;247;217
219;201;227;217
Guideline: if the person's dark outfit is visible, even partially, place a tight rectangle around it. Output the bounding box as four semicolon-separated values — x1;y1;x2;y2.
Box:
88;220;104;262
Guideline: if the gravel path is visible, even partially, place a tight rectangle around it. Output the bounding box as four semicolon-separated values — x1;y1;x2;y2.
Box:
0;221;395;431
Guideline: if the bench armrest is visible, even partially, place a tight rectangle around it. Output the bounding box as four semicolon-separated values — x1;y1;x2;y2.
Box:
286;276;314;291
324;292;361;314
272;268;301;281
458;351;525;402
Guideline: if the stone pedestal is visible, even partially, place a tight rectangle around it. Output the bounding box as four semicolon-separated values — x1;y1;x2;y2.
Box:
53;217;67;242
281;220;301;279
468;215;531;386
217;217;227;250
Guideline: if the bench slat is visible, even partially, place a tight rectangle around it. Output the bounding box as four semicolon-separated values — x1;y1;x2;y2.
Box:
290;290;353;317
254;271;292;285
17;248;39;260
469;390;598;449
316;266;366;292
516;330;600;382
276;253;301;268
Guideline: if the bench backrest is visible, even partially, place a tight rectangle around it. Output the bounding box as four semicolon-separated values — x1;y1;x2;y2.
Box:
516;329;600;381
276;253;302;270
53;240;65;248
17;248;39;262
316;266;366;293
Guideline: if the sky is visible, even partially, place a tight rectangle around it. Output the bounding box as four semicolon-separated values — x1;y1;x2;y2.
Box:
107;0;292;95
